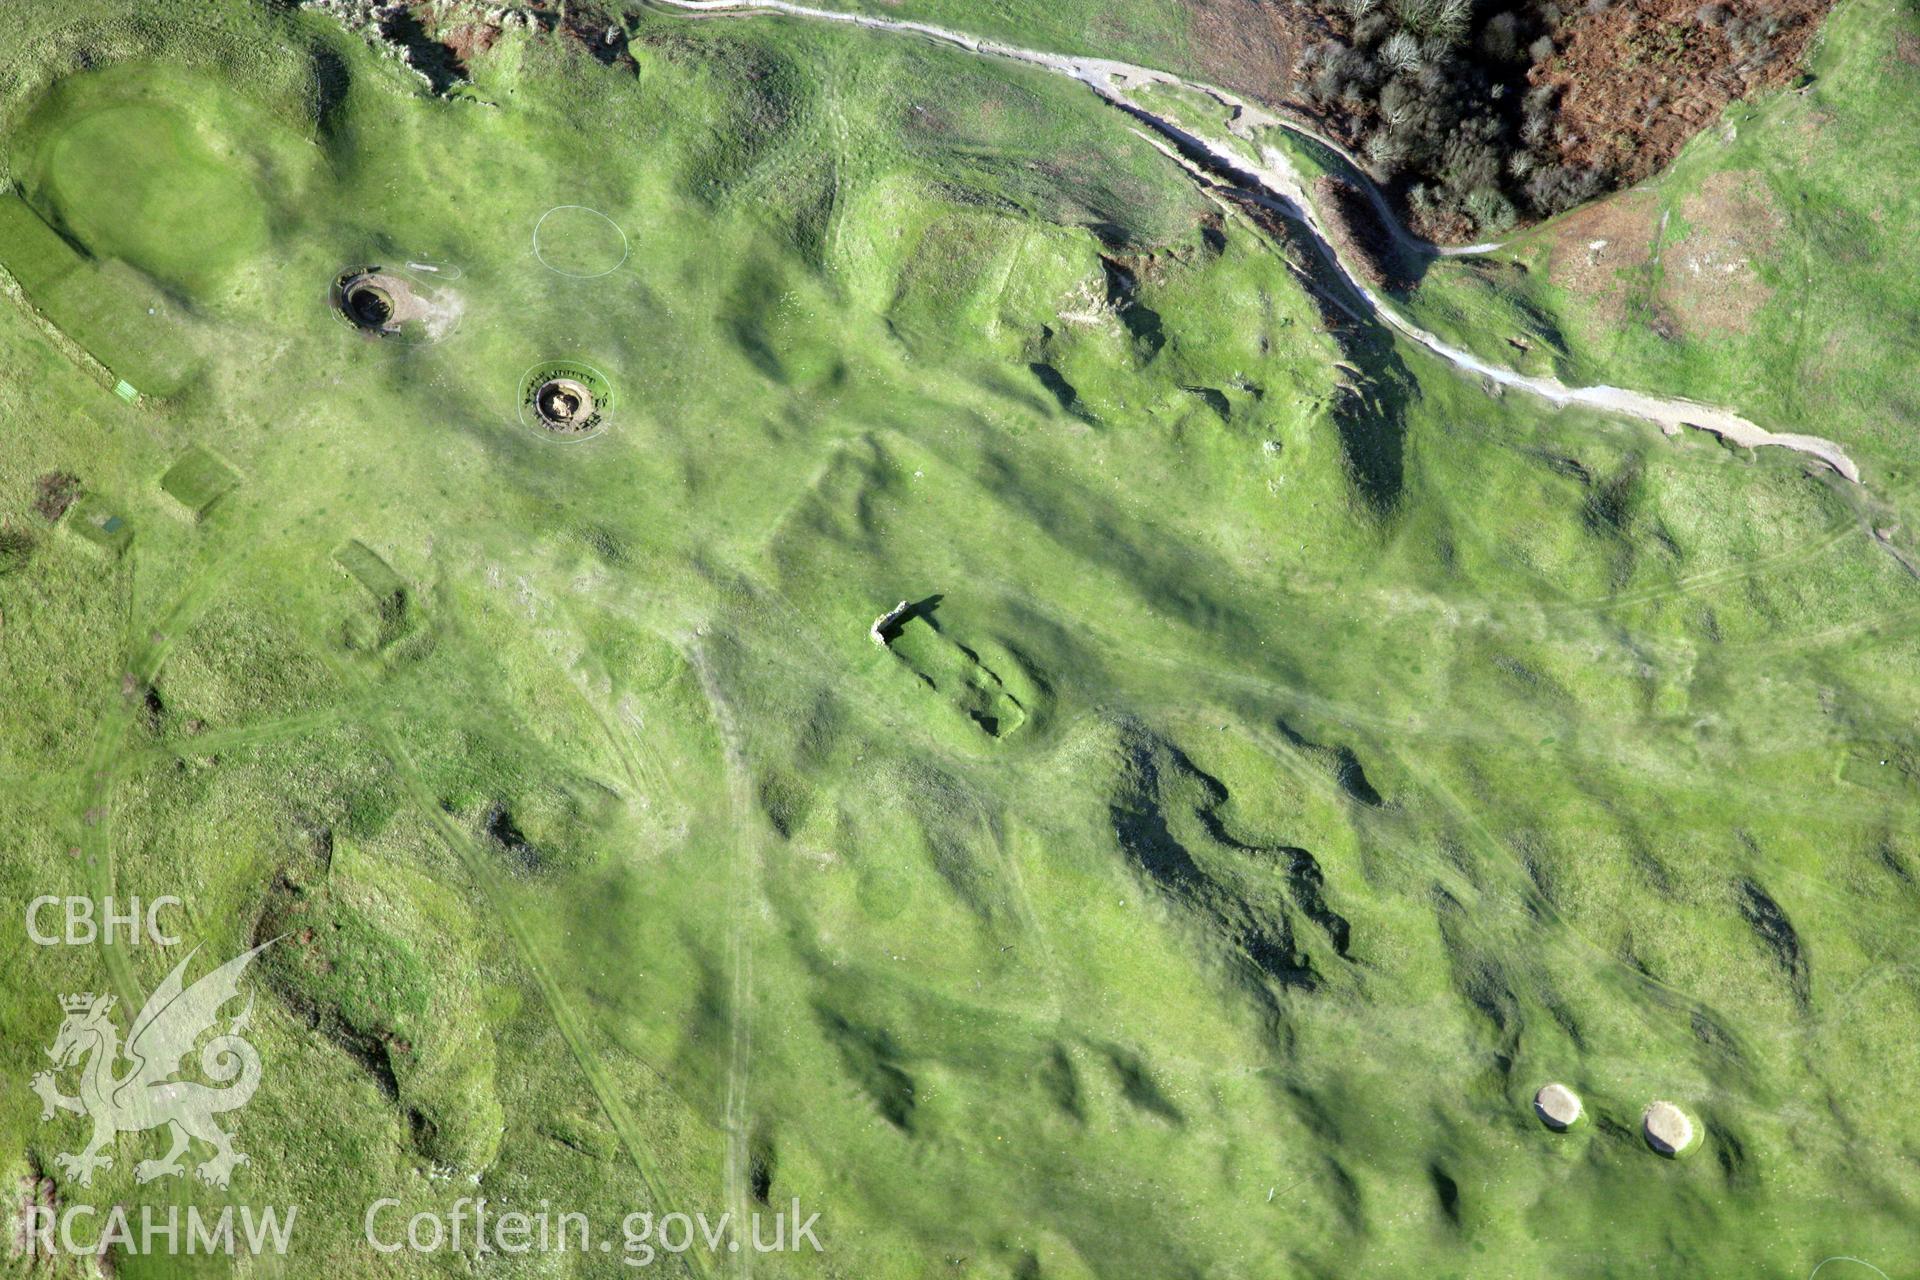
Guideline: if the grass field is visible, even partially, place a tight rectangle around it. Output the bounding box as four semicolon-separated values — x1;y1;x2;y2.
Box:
0;0;1916;1276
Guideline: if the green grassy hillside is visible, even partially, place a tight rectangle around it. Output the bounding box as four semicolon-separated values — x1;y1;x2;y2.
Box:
0;2;1914;1277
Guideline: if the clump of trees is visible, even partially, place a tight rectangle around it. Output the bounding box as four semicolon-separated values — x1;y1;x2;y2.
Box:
1295;0;1608;235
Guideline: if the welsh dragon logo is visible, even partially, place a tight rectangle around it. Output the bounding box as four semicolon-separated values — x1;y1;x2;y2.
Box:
30;944;272;1189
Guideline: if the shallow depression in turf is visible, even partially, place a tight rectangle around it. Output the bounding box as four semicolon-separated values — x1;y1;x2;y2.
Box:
8;67;294;295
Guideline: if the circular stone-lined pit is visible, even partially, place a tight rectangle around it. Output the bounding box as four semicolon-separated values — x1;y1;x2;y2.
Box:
517;360;614;440
346;279;394;327
534;377;596;430
1533;1083;1582;1131
330;266;456;342
1642;1101;1695;1156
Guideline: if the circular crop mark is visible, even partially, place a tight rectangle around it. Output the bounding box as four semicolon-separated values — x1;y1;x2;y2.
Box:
518;360;615;440
532;205;629;278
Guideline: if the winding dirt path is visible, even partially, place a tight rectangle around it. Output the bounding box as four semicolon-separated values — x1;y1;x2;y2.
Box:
650;0;1862;484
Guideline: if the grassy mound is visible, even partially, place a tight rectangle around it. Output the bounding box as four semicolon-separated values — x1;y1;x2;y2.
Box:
9;66;298;292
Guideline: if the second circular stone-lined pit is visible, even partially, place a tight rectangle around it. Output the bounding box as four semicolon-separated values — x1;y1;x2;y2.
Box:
517;361;614;439
534;378;596;430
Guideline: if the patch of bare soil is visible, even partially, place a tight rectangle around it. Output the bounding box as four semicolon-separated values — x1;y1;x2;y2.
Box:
442;20;501;63
1530;0;1835;186
556;4;638;66
1547;188;1659;323
34;471;81;522
1316;176;1406;290
1655;169;1783;333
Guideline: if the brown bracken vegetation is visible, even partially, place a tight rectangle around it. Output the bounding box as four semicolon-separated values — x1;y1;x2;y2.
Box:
1533;0;1833;186
1188;0;1834;239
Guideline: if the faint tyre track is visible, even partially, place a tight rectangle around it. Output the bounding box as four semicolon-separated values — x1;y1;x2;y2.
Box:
688;640;759;1280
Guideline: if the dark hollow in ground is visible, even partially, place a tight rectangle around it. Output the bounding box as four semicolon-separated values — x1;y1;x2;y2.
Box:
534;378;596;430
347;282;394;328
332;267;425;337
